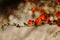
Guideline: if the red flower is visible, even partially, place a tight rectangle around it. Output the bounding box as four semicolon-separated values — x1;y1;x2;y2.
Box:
35;6;39;11
28;20;33;25
40;9;45;13
39;13;45;21
56;12;60;18
45;16;50;22
30;7;35;12
35;18;41;24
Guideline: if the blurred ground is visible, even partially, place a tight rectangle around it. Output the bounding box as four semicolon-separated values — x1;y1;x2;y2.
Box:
0;24;60;40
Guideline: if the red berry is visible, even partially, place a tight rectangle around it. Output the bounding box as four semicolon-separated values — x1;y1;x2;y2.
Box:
39;13;45;21
31;0;35;2
35;6;39;11
28;20;33;25
30;7;35;12
57;22;60;28
45;16;50;22
55;0;59;3
56;12;60;18
59;0;60;2
35;18;41;24
24;0;29;2
40;9;45;13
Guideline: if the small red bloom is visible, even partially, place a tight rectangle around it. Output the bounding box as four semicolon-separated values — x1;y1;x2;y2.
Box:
40;9;45;13
56;12;60;18
30;7;35;12
35;6;39;11
28;20;33;25
39;13;45;21
35;18;41;24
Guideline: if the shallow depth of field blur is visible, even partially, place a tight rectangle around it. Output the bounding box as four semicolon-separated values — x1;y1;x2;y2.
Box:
0;0;60;40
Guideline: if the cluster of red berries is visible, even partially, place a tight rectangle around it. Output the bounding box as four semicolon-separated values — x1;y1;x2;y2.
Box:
24;0;60;27
27;11;60;27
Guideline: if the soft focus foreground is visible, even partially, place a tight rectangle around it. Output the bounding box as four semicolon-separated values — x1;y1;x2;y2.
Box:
0;24;60;40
